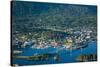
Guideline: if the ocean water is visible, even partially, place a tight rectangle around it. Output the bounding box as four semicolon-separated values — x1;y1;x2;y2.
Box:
12;41;97;66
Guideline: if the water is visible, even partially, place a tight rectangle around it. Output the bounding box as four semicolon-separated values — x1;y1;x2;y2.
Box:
12;41;97;66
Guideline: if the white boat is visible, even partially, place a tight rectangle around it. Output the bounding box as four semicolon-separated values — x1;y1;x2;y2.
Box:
13;50;23;54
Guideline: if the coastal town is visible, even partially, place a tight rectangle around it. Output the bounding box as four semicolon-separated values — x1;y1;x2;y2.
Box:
12;28;96;50
11;1;97;66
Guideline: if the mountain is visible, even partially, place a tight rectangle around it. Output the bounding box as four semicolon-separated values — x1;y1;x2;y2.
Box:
11;1;97;33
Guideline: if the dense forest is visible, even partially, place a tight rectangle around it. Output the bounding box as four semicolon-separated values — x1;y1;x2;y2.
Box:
12;1;97;34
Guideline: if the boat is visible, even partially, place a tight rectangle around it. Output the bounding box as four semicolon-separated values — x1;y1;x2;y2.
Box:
12;50;23;55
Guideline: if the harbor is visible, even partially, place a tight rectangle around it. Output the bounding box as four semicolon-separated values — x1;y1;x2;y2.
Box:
11;28;97;66
11;1;97;66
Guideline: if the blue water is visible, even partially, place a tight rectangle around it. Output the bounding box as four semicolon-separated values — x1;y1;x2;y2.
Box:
12;41;97;66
